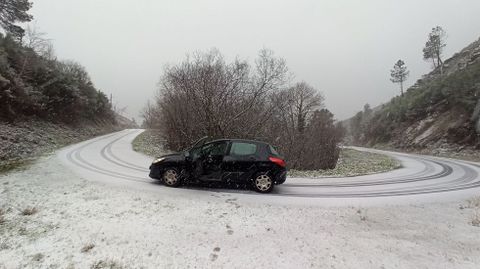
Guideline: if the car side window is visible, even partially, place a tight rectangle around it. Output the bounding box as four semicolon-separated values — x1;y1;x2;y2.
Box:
196;141;227;157
229;142;257;156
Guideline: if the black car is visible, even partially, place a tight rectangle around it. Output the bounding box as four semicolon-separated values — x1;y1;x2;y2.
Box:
149;138;287;193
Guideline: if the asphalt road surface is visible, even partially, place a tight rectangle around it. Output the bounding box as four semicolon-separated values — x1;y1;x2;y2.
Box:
58;129;480;206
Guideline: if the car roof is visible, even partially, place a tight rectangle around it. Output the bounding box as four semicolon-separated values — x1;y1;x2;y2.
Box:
208;138;269;145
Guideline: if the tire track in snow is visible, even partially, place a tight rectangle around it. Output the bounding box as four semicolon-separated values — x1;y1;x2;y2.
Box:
61;129;480;198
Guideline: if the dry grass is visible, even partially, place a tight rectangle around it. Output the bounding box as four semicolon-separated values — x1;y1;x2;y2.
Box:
0;159;35;173
461;197;480;227
21;206;39;216
467;197;480;208
91;259;124;269
471;209;480;227
81;243;95;253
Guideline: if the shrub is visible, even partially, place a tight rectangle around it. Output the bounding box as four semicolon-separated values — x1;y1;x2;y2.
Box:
0;33;115;124
21;206;38;216
0;208;5;224
81;243;95;253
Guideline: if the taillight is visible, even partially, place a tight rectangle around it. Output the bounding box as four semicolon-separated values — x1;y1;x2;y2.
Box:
269;157;286;168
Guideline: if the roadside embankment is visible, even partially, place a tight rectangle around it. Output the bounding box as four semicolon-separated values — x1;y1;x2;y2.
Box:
0;119;122;172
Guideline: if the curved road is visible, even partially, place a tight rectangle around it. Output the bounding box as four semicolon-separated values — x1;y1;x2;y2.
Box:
58;129;480;206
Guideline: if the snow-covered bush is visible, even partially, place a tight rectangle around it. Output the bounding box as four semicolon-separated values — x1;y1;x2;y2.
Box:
143;49;344;170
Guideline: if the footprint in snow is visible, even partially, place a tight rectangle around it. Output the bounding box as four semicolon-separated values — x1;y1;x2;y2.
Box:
210;247;220;261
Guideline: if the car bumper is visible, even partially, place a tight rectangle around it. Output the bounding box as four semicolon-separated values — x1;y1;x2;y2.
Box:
149;165;163;179
274;169;287;184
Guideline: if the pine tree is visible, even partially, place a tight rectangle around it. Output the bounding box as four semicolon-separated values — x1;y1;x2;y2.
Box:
423;26;447;74
0;0;33;40
390;60;409;96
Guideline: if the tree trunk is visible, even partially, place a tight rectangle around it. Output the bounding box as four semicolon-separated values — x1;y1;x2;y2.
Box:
436;52;443;75
400;81;404;97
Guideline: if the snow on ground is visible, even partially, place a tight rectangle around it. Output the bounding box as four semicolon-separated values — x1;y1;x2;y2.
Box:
1;154;480;269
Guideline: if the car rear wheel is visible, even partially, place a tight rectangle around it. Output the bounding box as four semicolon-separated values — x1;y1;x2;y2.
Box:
252;173;274;193
162;168;182;187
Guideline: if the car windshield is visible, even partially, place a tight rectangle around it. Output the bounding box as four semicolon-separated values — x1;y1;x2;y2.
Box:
185;136;209;151
189;141;227;158
188;145;204;158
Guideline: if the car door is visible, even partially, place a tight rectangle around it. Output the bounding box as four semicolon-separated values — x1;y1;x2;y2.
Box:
223;141;259;182
196;141;228;181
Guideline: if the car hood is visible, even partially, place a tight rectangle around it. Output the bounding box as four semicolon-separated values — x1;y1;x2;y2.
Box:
156;152;185;161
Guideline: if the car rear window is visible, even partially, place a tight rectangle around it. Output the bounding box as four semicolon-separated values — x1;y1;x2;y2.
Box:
230;142;257;156
269;145;280;156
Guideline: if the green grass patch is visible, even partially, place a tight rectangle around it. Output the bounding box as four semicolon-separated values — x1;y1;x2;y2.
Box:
133;131;400;178
132;129;168;157
288;148;401;178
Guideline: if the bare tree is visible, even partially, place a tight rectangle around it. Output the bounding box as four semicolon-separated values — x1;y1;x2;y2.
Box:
264;82;326;168
302;109;342;169
23;24;55;59
15;25;55;82
423;26;447;74
390;59;409;96
288;82;324;133
144;48;343;170
151;48;289;149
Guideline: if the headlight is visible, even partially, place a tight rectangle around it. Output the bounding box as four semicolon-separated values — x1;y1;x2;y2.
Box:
152;157;165;164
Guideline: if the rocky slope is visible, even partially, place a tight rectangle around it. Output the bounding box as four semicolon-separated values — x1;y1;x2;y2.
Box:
347;37;480;156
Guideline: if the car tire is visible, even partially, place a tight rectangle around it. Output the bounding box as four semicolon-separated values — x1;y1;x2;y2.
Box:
252;172;274;193
162;167;182;187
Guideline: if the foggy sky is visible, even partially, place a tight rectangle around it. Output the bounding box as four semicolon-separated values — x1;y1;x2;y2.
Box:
29;0;480;122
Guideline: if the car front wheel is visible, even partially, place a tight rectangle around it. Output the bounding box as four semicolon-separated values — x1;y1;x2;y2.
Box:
162;168;182;187
252;173;274;193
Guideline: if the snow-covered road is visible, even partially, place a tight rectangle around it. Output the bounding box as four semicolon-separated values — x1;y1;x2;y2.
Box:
58;129;480;206
3;129;480;268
